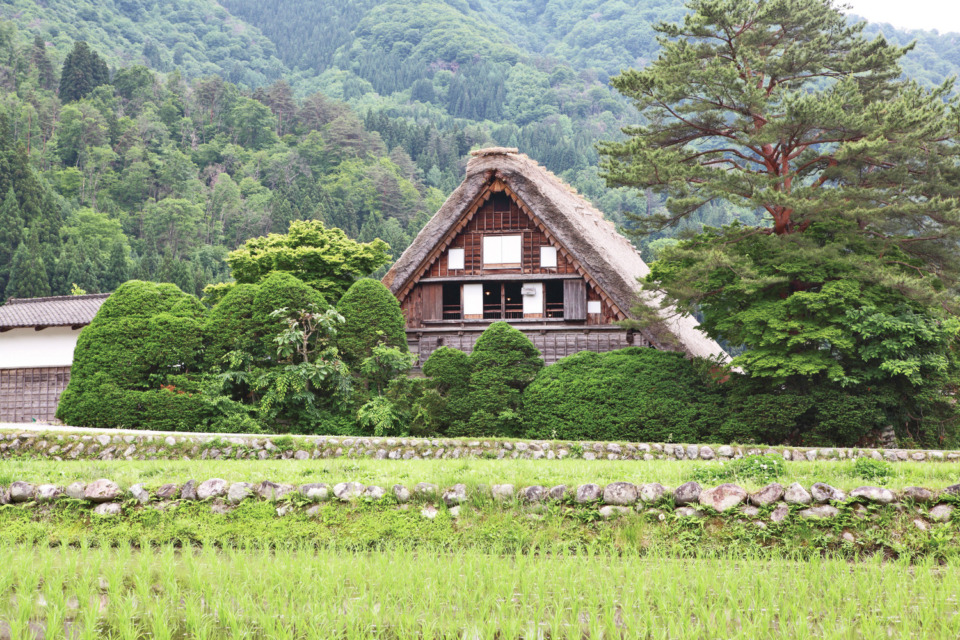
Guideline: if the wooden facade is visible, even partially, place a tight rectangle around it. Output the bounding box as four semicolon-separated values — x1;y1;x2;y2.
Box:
393;189;632;365
383;148;729;365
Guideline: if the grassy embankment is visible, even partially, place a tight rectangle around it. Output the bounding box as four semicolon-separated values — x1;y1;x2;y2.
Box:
4;457;960;492
1;544;958;639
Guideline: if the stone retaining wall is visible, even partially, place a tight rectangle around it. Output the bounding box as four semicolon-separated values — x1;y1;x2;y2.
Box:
2;478;957;530
2;431;959;464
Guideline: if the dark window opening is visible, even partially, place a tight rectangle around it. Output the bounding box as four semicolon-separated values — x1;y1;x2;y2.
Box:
545;280;564;318
442;283;461;320
483;282;502;319
504;282;523;319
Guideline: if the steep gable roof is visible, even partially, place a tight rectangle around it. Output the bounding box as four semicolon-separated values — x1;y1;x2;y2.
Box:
383;148;728;361
0;293;110;330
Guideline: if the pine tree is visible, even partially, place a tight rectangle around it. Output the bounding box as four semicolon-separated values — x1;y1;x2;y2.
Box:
5;228;51;299
599;0;960;443
30;35;57;91
103;241;129;291
0;187;23;299
58;41;110;103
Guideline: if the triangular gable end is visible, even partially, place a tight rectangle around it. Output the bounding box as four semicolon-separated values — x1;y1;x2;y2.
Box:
395;177;632;326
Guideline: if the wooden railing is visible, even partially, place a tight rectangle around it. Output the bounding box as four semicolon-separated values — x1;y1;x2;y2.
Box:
546;302;564;319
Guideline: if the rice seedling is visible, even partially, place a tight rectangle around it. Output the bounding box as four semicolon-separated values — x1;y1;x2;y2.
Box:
1;542;959;638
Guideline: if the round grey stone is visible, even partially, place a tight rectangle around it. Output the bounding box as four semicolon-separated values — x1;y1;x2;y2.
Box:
392;484;411;503
491;484;514;501
300;483;329;501
850;486;897;505
333;482;365;502
598;505;632;519
521;485;547;503
9;481;36;503
65;482;86;500
93;503;121;517
749;483;784;507
362;485;385;500
547;485;568;501
36;484;62;502
784;482;812;505
799;505;840;519
129;484;150;504
810;483;845;503
180;480;198;501
639;483;667;504
442;484;467;507
698;483;746;512
227;482;253;505
602;482;638;506
929;504;954;522
84;479;121;503
901;487;935;504
673;482;702;506
414;482;438;497
575;483;603;503
196;479;228;500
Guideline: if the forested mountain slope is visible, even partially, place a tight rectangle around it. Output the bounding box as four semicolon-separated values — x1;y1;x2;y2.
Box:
0;0;957;301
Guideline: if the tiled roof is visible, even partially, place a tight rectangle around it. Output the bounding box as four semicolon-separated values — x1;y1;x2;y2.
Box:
0;294;109;329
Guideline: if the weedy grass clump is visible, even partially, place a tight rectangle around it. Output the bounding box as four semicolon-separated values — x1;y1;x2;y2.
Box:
689;454;786;484
851;457;895;484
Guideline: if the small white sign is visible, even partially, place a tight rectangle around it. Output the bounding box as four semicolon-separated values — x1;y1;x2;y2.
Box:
587;300;602;314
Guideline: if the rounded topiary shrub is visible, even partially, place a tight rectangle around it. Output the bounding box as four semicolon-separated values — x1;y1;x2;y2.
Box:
57;280;207;428
336;278;408;366
203;283;259;367
251;272;327;350
459;322;543;438
522;347;726;442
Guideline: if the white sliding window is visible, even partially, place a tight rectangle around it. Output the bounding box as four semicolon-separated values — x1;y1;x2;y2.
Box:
447;247;465;270
540;246;557;268
463;284;484;316
483;235;522;265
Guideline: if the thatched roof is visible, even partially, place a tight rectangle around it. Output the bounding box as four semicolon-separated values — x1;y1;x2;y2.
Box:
0;293;109;330
382;148;728;361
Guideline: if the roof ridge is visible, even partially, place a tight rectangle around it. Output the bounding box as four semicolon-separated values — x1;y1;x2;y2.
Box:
4;293;111;306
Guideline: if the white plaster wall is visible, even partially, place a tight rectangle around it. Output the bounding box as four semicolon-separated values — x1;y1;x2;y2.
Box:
0;327;82;369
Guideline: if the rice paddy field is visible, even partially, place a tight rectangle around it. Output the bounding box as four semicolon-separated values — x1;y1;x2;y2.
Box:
4;456;960;493
4;452;960;638
1;544;958;639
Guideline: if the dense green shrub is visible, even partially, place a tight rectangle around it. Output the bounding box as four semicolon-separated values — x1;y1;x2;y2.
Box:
57;281;208;428
522;348;725;442
250;272;327;353
850;457;894;483
203;283;259;367
336;278;408;367
419;323;542;438
720;379;894;447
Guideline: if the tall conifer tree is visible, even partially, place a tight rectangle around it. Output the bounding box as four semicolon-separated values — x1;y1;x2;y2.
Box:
0;187;23;298
58;41;110;103
600;0;960;443
5;227;51;299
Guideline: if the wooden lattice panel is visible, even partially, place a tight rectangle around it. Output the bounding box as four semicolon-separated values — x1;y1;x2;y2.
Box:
0;367;71;423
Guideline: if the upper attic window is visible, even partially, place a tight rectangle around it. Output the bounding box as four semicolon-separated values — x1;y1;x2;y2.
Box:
447;248;465;270
540;246;557;268
483;235;522;266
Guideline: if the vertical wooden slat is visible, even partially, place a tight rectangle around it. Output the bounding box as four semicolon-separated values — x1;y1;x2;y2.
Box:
421;283;443;321
564;279;587;320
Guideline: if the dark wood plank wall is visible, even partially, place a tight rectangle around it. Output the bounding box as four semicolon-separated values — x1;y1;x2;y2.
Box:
425;193;579;278
409;330;647;366
400;191;621;327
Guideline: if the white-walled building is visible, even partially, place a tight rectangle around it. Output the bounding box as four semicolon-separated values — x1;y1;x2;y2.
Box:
0;294;108;422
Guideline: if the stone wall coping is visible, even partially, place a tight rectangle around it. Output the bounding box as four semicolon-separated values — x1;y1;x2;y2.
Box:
1;430;959;463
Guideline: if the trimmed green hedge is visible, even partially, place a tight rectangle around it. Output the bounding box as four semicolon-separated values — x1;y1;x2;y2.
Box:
336;278;407;367
522;348;726;442
57;281;209;428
